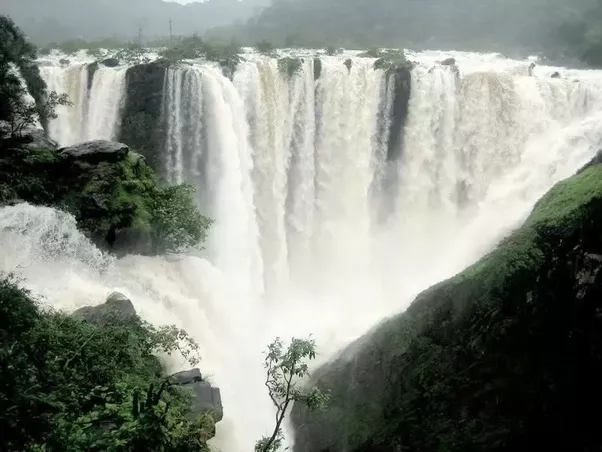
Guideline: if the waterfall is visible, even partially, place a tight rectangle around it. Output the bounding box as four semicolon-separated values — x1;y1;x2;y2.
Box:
20;51;602;451
40;63;127;146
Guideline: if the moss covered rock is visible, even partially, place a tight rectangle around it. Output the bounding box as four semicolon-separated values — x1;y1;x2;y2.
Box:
0;139;210;255
291;160;602;452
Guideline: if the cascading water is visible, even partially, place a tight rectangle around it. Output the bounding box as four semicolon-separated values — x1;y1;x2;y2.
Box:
40;62;127;145
13;50;602;450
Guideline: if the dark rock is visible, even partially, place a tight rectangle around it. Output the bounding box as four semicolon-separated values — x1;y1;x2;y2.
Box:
59;140;129;163
344;58;353;72
72;292;137;325
119;61;169;175
20;127;58;150
314;58;322;80
101;57;120;67
170;368;224;422
440;57;456;66
87;62;99;91
59;58;71;66
528;62;536;76
551;71;561;78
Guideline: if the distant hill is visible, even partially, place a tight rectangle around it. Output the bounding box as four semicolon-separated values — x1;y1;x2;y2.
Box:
0;0;269;44
209;0;597;59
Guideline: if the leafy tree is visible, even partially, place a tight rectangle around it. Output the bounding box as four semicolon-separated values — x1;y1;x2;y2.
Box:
150;183;213;254
7;90;72;137
255;337;329;452
0;275;215;452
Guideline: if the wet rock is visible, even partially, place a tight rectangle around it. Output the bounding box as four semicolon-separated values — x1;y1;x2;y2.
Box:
170;368;224;422
72;292;137;325
101;57;120;67
440;57;456;66
314;58;322;80
344;58;353;72
528;62;536;76
59;58;71;66
551;71;561;78
59;140;129;163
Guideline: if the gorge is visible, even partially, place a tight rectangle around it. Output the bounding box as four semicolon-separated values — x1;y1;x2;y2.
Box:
4;47;602;450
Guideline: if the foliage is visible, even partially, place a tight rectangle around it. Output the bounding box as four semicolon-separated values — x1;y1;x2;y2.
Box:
0;15;48;129
255;337;329;452
150;183;213;254
0;145;212;256
0;275;214;452
6;91;72;137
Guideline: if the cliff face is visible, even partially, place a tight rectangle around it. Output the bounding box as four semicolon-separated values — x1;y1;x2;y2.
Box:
291;159;602;452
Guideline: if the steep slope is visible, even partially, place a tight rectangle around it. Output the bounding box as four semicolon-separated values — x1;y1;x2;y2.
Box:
291;155;602;452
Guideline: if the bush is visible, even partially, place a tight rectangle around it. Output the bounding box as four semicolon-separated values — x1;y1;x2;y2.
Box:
0;276;212;452
150;183;213;254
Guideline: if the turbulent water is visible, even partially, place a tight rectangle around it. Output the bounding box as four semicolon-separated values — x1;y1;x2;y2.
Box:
6;50;602;450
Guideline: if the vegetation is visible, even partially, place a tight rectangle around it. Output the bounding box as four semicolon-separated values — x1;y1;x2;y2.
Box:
291;161;602;451
0;15;68;135
255;337;329;452
0;145;212;256
0;275;215;452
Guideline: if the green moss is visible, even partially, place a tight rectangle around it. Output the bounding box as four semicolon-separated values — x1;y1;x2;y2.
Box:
0;144;211;255
526;164;602;233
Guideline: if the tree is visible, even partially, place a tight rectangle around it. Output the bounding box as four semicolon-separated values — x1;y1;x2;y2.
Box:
0;15;69;139
150;183;213;254
7;90;71;137
255;337;330;452
0;275;215;451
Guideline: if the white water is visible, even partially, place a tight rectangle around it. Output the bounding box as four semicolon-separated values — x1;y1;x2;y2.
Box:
13;51;602;450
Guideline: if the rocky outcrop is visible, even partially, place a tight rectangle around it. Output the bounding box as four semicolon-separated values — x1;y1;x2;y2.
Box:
344;58;353;72
440;57;456;66
292;158;602;452
72;291;137;325
59;140;129;163
119;61;169;175
72;293;224;427
314;58;322;80
101;57;120;67
1;139;153;254
551;71;561;78
169;368;224;422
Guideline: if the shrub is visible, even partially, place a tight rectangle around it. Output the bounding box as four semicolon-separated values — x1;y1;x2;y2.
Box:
0;275;211;452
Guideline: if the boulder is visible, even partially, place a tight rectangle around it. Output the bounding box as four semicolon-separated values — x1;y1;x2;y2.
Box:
72;292;137;325
344;58;353;72
440;57;456;66
59;140;129;163
169;368;224;422
59;58;71;66
101;57;120;68
20;127;58;150
551;71;561;78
